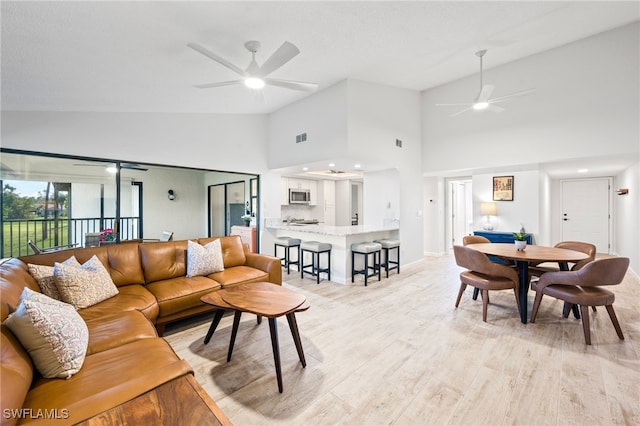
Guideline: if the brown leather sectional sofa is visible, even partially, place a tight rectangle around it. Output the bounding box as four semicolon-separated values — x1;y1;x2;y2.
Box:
1;235;282;425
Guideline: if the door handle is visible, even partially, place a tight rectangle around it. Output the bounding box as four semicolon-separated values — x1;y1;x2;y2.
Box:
563;218;569;221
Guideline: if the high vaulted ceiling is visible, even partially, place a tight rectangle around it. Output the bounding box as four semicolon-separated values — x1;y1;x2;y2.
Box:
2;1;638;115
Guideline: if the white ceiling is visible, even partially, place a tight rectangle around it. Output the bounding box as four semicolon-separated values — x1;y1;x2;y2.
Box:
2;1;639;115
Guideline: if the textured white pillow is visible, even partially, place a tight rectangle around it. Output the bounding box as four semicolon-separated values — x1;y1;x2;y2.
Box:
53;255;119;309
186;239;225;277
3;287;89;379
28;256;81;300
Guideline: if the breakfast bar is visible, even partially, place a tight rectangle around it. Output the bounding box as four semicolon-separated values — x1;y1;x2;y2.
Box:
265;221;400;284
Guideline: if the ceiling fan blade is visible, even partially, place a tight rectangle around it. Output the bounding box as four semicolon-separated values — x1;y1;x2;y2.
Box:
476;84;495;103
449;106;474;118
121;163;148;171
193;80;243;89
265;78;318;92
187;43;245;76
435;102;474;107
486;104;505;113
259;42;300;77
489;88;536;103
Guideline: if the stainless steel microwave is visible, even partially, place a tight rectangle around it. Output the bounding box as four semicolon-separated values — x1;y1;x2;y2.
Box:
289;189;311;204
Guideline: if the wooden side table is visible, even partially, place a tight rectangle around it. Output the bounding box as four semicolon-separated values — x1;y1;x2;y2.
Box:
201;282;310;392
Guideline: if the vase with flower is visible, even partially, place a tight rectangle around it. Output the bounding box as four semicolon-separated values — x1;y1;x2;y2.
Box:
99;228;116;245
241;214;252;227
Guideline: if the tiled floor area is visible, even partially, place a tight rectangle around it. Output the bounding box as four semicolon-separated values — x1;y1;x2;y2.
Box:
164;255;640;425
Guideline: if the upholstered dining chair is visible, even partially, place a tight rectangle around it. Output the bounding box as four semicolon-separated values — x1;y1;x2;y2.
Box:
462;235;514;300
529;241;596;277
462;235;490;245
453;245;521;322
530;256;629;345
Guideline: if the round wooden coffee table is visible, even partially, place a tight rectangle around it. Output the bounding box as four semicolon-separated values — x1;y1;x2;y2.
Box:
201;281;310;393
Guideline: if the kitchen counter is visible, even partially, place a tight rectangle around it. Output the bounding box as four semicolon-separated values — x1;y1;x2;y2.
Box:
265;221;400;284
267;223;399;237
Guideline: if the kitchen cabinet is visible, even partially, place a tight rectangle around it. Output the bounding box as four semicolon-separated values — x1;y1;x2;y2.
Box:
308;180;317;205
323;180;336;225
280;177;290;205
231;225;257;252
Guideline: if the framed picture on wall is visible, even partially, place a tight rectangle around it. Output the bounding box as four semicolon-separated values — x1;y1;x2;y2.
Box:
493;176;514;201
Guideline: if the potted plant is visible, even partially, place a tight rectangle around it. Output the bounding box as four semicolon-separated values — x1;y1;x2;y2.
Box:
512;232;528;251
241;214;252;227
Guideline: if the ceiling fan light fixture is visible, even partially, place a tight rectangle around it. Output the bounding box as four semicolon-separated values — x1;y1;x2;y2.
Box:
244;77;265;89
473;101;489;111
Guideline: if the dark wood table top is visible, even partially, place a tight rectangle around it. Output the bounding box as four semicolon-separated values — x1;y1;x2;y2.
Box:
466;243;590;263
79;375;232;426
201;281;310;318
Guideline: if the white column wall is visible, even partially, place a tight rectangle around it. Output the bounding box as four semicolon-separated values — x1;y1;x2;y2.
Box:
267;81;349;169
347;80;423;265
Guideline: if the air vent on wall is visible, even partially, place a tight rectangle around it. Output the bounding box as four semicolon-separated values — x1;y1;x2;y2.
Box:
296;132;307;143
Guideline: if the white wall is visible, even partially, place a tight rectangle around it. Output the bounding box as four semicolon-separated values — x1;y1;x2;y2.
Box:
335;180;351;226
363;169;400;227
471;170;539;239
538;171;552;246
267;81;348;169
422;23;639;268
614;163;639;273
1;111;269;173
348;80;423;265
139;167;207;240
423;176;444;255
422;23;639;173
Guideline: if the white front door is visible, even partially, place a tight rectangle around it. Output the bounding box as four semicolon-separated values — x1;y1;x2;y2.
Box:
561;178;611;254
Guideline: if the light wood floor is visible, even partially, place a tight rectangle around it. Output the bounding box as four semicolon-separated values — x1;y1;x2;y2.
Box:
164;255;640;425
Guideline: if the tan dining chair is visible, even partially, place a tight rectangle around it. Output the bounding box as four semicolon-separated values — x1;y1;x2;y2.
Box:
529;241;596;277
453;245;521;322
462;235;490;245
530;257;629;345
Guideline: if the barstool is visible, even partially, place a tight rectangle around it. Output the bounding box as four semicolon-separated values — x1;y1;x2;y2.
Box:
351;242;382;286
375;239;400;278
274;237;301;274
300;241;331;284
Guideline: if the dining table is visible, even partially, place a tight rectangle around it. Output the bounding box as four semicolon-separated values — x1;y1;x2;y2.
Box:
466;243;590;324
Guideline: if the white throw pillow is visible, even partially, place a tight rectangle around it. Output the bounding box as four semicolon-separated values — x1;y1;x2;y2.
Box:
28;256;81;300
186;239;225;277
3;287;89;379
53;255;119;309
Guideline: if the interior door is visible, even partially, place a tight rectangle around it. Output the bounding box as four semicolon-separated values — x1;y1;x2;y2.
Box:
561;178;611;253
451;182;467;247
209;185;225;237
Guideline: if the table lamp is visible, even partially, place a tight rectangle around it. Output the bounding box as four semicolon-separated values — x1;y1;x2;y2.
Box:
480;202;497;230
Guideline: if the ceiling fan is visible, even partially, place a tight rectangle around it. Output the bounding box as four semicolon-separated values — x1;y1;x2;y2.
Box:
187;40;318;92
436;49;535;117
73;162;148;172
